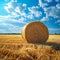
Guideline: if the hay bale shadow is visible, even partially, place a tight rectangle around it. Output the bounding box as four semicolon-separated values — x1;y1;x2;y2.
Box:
46;42;60;50
39;42;60;50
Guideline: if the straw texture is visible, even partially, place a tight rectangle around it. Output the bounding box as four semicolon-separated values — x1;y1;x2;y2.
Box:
22;21;49;43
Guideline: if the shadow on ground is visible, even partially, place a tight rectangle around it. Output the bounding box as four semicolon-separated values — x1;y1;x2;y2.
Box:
39;42;60;50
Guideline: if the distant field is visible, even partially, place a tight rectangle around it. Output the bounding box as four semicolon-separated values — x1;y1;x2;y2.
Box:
47;35;60;44
0;34;60;44
0;35;60;60
0;35;27;44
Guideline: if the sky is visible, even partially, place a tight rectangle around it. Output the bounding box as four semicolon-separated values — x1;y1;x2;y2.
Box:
0;0;60;34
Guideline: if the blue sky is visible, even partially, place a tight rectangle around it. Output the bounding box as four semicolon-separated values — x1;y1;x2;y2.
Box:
0;0;60;34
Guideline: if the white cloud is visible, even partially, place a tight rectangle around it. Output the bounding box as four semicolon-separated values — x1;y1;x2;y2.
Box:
15;7;20;13
39;0;43;7
4;0;42;21
39;0;48;8
0;15;26;29
48;28;60;34
4;6;11;13
46;6;60;18
35;11;42;17
1;0;43;33
39;0;60;21
40;17;49;21
8;24;22;33
0;15;11;22
4;2;18;13
27;13;34;19
15;17;26;23
0;22;23;33
56;4;60;9
55;20;60;25
49;28;60;31
4;1;28;23
4;1;27;18
0;29;6;33
0;15;26;24
8;26;22;33
0;1;42;33
22;4;27;7
0;23;14;27
28;6;42;18
4;2;17;14
20;12;26;17
55;20;60;23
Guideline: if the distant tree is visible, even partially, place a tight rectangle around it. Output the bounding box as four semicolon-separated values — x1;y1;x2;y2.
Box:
55;33;57;35
55;33;60;35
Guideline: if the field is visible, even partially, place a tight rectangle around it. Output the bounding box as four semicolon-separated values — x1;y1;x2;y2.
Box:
0;35;27;44
0;35;60;60
47;35;60;44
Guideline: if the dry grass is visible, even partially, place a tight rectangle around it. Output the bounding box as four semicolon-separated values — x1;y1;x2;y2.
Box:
0;35;27;44
0;43;60;60
0;35;60;60
47;35;60;44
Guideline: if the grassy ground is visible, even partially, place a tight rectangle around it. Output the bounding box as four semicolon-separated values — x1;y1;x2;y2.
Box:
47;35;60;44
0;35;27;44
0;35;60;60
0;35;60;44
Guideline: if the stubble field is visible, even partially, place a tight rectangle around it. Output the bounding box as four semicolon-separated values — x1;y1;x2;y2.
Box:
0;35;60;60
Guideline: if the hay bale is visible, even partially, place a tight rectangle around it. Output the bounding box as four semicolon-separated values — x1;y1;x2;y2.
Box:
22;21;49;43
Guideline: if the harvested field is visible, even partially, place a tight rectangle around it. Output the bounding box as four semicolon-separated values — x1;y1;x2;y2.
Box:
0;35;27;44
47;35;60;44
0;35;60;60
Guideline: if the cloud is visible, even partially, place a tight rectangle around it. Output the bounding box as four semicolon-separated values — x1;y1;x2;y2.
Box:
0;15;26;23
26;13;34;19
40;17;49;21
4;2;13;13
49;28;60;31
45;6;60;18
14;7;21;13
0;15;11;22
1;0;53;33
48;28;60;33
56;4;60;9
28;6;42;18
4;0;42;20
4;1;28;23
39;0;60;21
0;14;27;33
7;24;22;33
23;3;27;7
1;0;43;33
0;22;22;33
55;20;60;23
39;0;48;8
0;23;15;28
4;1;27;16
55;20;60;25
0;29;6;33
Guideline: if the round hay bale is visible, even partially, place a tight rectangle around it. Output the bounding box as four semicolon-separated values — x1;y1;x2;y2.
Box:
22;21;49;43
